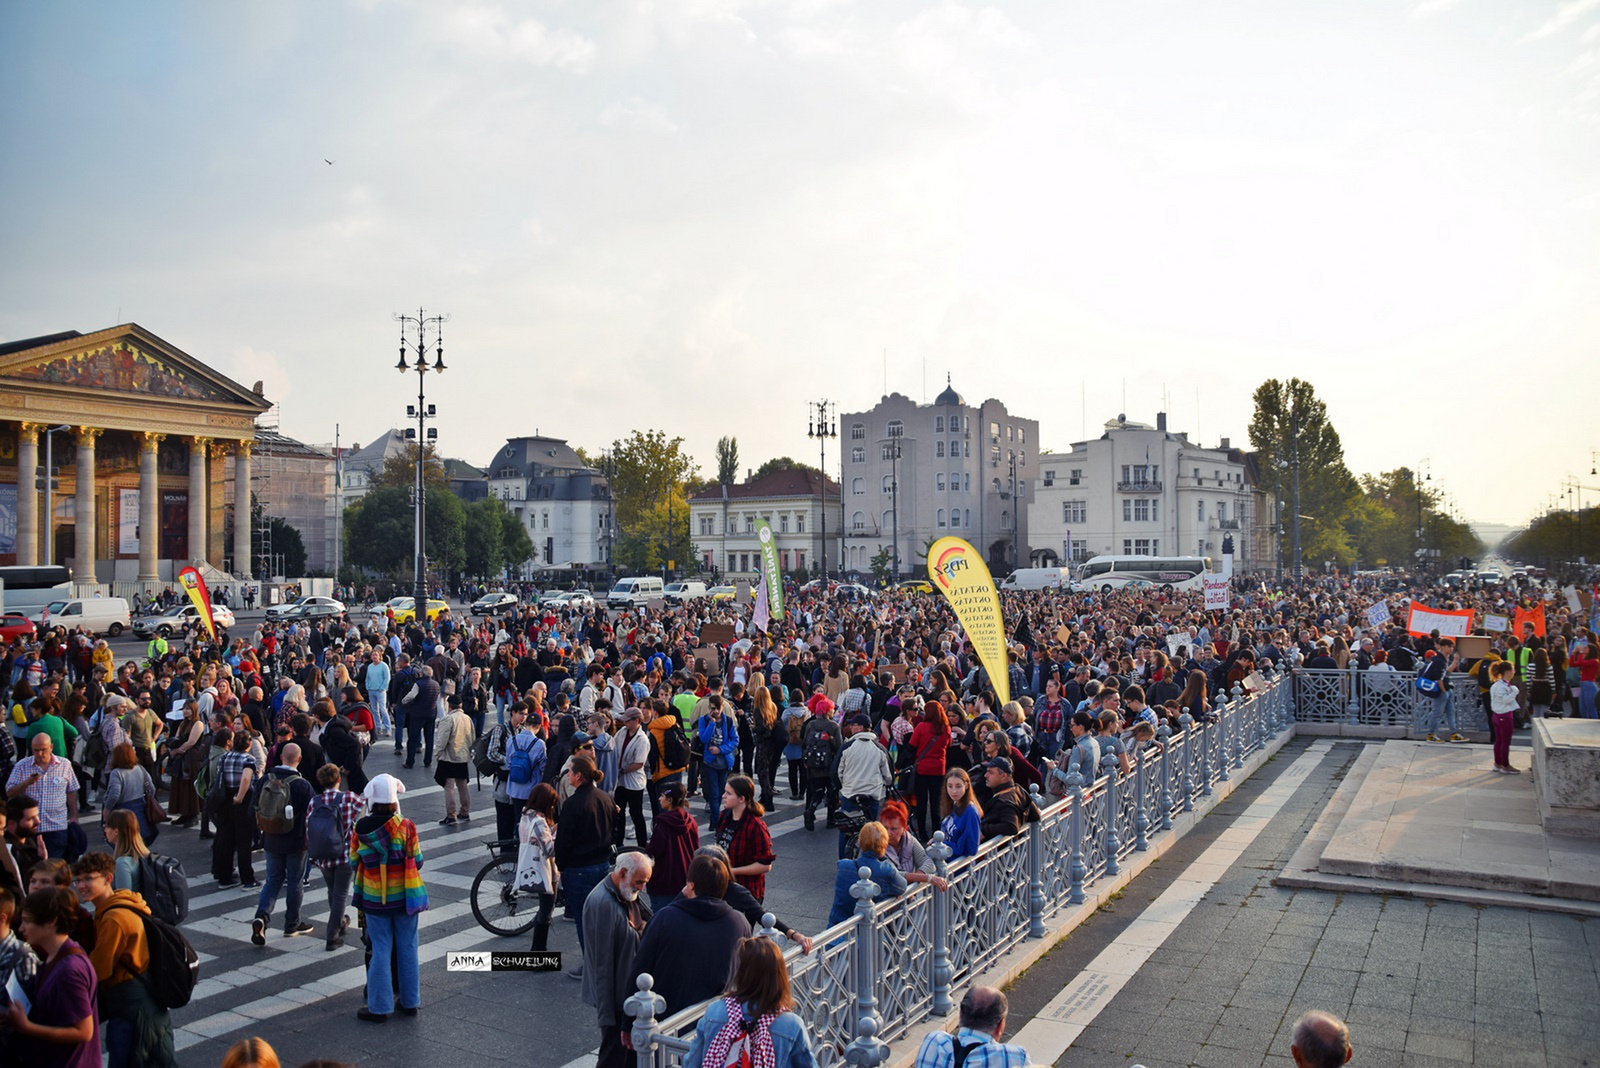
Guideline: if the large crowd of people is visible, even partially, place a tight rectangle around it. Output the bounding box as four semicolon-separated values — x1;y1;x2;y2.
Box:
0;559;1587;1066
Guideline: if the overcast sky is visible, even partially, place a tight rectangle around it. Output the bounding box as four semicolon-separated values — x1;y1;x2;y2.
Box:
3;0;1596;529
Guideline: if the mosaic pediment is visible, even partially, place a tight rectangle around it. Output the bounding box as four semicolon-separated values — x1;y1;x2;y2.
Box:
4;340;234;402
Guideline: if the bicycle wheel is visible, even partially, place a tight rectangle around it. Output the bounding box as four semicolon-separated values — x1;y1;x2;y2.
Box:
470;856;539;937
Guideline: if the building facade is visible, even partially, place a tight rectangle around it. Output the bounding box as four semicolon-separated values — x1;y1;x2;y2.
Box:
688;468;841;579
239;430;337;576
0;324;270;590
1026;413;1271;572
839;381;1039;578
484;436;614;576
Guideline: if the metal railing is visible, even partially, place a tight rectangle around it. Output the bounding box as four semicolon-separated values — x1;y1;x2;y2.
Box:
624;671;1295;1068
1289;667;1487;733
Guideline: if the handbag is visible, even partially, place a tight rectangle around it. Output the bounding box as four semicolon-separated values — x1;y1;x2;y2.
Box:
145;773;169;825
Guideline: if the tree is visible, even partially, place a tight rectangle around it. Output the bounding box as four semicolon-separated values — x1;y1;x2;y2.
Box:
1248;379;1362;569
716;436;739;486
342;484;464;582
462;498;505;579
613;495;697;576
870;546;892;586
371;442;447;492
499;502;535;574
750;456;822;483
580;429;701;574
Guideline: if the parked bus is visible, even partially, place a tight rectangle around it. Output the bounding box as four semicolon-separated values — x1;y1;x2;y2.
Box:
1073;555;1211;592
0;564;72;613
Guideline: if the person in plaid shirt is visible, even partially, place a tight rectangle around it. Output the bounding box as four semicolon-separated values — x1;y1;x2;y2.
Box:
4;735;80;859
308;763;365;950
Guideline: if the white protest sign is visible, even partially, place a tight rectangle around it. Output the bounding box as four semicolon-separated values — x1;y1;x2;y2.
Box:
1365;602;1390;628
1563;586;1582;613
1483;614;1509;633
1203;575;1230;611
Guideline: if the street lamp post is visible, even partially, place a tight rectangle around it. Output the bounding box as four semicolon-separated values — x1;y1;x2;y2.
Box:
42;424;71;568
1008;450;1020;570
1291;408;1302;586
393;308;448;612
807;400;836;584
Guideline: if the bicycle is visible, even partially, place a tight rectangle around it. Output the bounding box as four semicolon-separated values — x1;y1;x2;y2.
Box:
469;838;540;937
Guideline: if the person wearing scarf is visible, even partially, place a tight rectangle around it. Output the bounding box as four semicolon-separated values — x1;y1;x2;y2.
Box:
682;937;816;1068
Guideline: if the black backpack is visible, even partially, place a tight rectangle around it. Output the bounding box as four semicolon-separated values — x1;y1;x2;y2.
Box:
104;903;199;1010
473;725;504;778
136;853;189;925
659;720;689;769
803;721;837;773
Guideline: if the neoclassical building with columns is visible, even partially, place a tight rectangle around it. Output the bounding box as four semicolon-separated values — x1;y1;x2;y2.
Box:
0;324;271;589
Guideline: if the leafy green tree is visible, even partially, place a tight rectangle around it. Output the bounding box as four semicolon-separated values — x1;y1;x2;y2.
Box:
716;436;739;486
1248;378;1362;569
870;546;892;586
371;442;447;492
343;484;464;582
462;498;505;579
750;456;822;483
499;502;535;573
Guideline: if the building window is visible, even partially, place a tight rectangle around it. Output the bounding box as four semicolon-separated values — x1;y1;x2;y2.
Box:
881;475;893;493
852;511;865;531
950;415;961;432
797;513;805;533
964;508;972;528
1019;427;1027;445
1019;450;1026;466
780;514;790;533
1001;509;1010;530
851;423;865;440
541;511;550;530
1006;426;1014;441
882;509;895;530
936;474;946;491
937;508;946;527
1064;538;1086;563
852;477;865;496
745;516;755;533
796;551;805;570
991;478;1002;494
1043;469;1055;486
887;420;904;438
1070;469;1082;485
780;549;790;571
704;551;714;569
1063;501;1086;524
990;445;1001;464
936;441;945;458
936;416;945;432
963;473;970;492
1218;502;1228;522
989;421;1000;440
1198;500;1205;521
851;446;865;463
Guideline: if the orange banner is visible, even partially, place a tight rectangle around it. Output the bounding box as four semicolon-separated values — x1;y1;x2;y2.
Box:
178;566;217;642
1513;605;1546;638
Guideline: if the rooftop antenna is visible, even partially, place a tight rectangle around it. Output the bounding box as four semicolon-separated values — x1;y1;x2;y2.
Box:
1081;379;1086;439
922;356;926;404
883;348;887;397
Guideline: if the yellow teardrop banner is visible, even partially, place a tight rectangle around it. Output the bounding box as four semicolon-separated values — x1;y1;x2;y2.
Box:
928;536;1009;708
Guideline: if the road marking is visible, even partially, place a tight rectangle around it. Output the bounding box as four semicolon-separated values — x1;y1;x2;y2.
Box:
1009;741;1334;1061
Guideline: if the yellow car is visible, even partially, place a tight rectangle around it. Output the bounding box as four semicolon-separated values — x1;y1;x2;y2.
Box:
392;598;451;624
708;585;738;602
895;579;934;594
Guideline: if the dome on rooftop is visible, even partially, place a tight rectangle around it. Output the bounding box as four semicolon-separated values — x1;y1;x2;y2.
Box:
935;373;964;406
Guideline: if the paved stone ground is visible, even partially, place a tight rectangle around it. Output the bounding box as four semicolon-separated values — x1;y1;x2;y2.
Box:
1003;740;1600;1068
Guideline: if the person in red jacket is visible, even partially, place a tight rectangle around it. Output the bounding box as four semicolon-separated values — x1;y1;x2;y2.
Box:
644;782;699;913
907;699;951;842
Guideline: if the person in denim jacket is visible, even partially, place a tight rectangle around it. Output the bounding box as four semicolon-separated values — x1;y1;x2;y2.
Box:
682;937;817;1068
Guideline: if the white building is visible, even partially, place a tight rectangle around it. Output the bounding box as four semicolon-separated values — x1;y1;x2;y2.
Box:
1027;413;1267;572
840;380;1040;578
484;436;615;577
688;468;841;579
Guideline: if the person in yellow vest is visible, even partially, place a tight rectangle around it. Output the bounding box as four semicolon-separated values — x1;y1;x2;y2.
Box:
1503;635;1532;727
144;633;168;667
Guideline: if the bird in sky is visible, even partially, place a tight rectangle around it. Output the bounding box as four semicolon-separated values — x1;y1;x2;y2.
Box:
324;159;334;165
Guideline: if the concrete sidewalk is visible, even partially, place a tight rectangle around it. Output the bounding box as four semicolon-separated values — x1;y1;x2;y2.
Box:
999;740;1600;1067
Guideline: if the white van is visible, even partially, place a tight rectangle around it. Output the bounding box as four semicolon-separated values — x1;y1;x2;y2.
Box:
1000;567;1071;591
663;581;709;604
29;597;132;637
607;576;665;608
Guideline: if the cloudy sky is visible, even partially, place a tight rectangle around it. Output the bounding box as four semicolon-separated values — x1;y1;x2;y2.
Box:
3;0;1596;529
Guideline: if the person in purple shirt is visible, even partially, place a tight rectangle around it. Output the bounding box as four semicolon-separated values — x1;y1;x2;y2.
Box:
8;886;99;1068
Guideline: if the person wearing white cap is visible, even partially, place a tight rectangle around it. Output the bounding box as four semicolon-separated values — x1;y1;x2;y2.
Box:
351;773;427;1023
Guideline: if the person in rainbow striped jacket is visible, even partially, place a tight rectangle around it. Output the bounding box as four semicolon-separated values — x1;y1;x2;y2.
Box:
350;773;428;1023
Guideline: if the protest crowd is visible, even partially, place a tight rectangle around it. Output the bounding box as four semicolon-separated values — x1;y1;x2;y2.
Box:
0;558;1587;1068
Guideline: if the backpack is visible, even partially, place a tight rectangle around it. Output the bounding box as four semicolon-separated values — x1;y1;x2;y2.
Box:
306;794;345;864
135;853;189;925
787;712;808;748
256;772;299;834
803;722;836;774
104;902;199;1010
659;721;690;770
507;733;536;785
473;725;503;778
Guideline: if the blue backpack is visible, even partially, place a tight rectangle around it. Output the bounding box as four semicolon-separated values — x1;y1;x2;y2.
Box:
508;734;536;784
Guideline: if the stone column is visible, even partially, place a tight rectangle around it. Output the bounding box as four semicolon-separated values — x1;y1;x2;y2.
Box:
137;432;164;582
188;437;209;564
74;427;100;583
15;423;40;566
233;442;252;578
206;441;228;567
